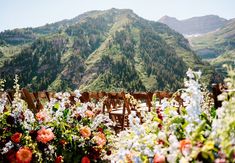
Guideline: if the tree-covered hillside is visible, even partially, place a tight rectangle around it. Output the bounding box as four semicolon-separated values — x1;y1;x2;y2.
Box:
0;8;213;92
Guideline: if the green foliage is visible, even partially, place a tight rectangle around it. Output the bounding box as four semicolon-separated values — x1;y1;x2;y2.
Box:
0;28;36;45
1;36;68;91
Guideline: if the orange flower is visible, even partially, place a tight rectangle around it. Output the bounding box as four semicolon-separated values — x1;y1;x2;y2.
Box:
37;127;55;144
55;155;63;163
125;153;133;163
179;139;192;155
93;132;106;147
179;139;191;151
11;132;22;143
80;126;91;138
59;139;68;146
153;154;165;163
85;110;94;118
81;156;90;163
16;147;32;163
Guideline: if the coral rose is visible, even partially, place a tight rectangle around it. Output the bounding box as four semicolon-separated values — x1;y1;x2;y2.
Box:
153;154;165;163
93;132;106;147
11;132;22;143
80;126;91;138
16;147;32;163
37;127;55;144
85;110;94;118
179;139;192;156
81;156;90;163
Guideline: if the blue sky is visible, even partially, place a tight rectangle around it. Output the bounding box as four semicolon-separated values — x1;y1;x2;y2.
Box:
0;0;234;31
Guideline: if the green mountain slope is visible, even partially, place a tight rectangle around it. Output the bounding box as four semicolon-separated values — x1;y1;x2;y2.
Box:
189;19;235;59
0;9;213;92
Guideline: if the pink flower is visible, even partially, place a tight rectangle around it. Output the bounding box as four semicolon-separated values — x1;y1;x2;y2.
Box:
11;132;22;143
36;111;47;122
37;127;55;144
215;158;226;163
80;126;91;138
16;147;32;163
93;132;106;147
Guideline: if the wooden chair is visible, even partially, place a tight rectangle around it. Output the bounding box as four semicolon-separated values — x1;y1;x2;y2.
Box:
108;92;133;132
33;91;51;111
6;90;15;105
131;92;153;112
171;92;184;108
0;91;11;109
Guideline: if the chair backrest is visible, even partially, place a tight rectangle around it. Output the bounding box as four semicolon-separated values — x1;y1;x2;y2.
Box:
172;92;184;108
6;90;15;105
33;91;51;111
131;92;153;112
22;88;37;112
89;92;100;103
155;91;172;104
79;92;90;103
212;83;222;109
107;92;129;113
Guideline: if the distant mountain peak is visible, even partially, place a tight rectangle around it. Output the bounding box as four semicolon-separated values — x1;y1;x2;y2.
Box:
158;15;229;35
159;15;178;22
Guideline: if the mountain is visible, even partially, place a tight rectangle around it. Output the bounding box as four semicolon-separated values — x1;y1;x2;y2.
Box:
0;8;213;92
159;15;228;35
189;18;235;77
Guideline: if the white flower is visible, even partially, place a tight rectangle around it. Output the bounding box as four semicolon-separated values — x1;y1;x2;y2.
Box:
74;89;81;98
158;131;166;140
24;109;35;123
91;114;114;130
186;68;194;79
0;92;7;114
1;141;14;155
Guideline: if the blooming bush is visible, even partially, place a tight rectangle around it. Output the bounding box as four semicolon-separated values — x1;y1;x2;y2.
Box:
0;76;114;163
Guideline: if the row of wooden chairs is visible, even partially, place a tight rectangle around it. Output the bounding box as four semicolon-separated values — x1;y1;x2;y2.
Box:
0;89;53;113
1;89;180;132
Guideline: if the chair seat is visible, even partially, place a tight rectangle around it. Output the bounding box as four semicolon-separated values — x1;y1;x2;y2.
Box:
136;103;150;112
137;106;149;112
110;109;136;115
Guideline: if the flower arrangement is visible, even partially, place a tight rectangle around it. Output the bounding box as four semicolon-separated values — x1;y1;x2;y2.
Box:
1;66;235;163
0;76;114;163
108;68;235;162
